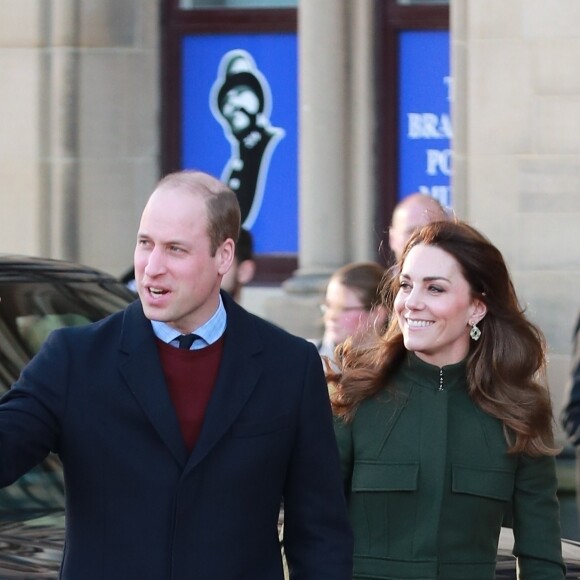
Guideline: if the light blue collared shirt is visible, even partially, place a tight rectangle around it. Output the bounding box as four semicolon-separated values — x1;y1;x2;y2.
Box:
151;294;227;350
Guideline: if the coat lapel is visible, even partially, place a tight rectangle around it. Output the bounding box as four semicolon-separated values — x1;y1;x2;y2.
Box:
187;294;262;471
118;302;189;467
373;385;413;457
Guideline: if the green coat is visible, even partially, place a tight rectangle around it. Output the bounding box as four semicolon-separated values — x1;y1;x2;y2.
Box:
335;353;565;579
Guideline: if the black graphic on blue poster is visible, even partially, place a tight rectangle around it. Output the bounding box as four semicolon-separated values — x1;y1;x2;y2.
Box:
182;34;297;254
210;50;285;228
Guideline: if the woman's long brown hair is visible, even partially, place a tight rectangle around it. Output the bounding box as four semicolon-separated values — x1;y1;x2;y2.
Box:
328;220;558;457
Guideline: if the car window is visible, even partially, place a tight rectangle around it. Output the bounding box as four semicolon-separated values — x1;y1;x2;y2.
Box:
17;313;92;354
0;277;132;511
0;280;130;387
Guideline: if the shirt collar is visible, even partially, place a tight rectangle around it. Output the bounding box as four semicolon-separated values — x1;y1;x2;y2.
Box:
150;294;227;349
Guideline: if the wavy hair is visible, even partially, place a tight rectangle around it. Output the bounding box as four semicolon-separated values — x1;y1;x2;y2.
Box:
329;220;557;457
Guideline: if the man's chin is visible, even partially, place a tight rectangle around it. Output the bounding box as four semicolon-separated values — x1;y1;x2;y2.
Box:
141;301;170;322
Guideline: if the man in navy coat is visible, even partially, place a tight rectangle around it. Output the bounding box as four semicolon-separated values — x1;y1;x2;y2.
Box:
0;170;353;579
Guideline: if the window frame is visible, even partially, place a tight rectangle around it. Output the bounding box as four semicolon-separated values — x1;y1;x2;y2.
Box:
374;0;449;264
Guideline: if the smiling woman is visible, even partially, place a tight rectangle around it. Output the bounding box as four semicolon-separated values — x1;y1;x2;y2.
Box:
394;243;486;368
328;220;565;580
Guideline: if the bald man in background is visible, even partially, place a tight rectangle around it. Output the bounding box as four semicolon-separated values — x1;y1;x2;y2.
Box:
388;193;449;261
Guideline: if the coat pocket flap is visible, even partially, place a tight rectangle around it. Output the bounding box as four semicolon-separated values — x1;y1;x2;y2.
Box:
352;461;419;492
452;464;513;501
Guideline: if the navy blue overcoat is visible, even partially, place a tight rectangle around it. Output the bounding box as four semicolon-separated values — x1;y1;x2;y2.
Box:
0;292;353;579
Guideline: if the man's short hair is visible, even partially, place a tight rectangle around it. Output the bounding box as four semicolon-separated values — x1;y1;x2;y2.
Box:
156;170;241;255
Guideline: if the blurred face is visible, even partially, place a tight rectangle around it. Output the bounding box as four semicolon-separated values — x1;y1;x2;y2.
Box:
322;279;373;347
389;200;445;260
220;259;240;297
134;185;234;334
394;244;486;367
220;256;255;303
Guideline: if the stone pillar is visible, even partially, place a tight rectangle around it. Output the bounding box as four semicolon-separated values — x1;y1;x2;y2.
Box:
264;0;376;338
0;2;47;256
42;0;82;261
298;0;350;276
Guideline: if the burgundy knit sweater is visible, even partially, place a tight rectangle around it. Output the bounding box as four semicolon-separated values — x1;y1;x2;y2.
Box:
156;337;224;452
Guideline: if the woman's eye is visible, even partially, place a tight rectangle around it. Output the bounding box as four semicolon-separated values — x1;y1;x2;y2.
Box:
428;285;444;293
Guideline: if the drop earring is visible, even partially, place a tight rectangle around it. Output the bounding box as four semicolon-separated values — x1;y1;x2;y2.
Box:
469;322;481;341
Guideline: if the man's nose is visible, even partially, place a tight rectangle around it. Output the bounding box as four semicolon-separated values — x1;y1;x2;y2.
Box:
144;247;166;277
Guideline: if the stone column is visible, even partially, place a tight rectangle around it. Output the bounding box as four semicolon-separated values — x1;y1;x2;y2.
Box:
297;0;350;277
264;0;376;338
42;0;82;261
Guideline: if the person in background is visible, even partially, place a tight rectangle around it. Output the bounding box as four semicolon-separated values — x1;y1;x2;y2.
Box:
329;220;564;579
220;226;256;303
314;262;387;360
0;170;353;579
560;312;580;522
120;264;138;293
388;192;449;261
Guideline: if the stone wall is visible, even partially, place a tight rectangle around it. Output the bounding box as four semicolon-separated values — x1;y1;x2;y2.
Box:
452;0;580;429
0;0;160;277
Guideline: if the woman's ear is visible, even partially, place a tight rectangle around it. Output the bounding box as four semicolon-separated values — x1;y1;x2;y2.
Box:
470;298;487;325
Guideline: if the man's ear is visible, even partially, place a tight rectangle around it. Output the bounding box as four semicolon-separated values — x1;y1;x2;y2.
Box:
236;259;256;286
217;238;236;276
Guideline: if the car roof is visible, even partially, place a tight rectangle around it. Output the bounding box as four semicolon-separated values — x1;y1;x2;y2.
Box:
0;255;121;283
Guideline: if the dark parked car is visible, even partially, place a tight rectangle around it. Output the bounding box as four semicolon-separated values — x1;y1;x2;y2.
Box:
0;255;134;576
495;526;580;578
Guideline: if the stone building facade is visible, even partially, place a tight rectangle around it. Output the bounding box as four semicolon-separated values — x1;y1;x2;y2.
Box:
0;0;579;429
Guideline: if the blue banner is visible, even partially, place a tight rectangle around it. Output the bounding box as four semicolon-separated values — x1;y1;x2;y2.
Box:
399;31;451;206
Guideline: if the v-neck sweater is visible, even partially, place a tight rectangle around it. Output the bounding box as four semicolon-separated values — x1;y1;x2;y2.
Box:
157;336;224;452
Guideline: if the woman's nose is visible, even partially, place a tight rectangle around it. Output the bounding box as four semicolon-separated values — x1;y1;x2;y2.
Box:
404;288;423;310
